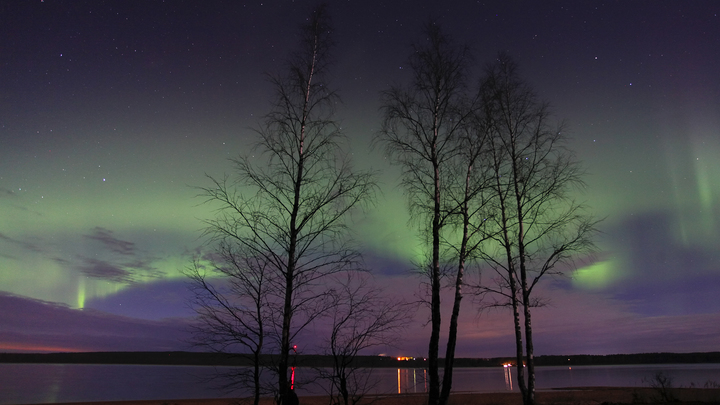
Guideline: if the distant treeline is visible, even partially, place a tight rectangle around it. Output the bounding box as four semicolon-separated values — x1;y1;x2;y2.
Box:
1;351;719;367
534;352;720;366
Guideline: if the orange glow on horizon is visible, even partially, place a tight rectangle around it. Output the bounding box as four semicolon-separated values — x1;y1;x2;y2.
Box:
0;342;88;353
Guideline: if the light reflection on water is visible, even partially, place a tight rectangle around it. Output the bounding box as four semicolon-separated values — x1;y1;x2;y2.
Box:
504;365;513;390
397;368;427;393
2;363;720;404
46;364;63;403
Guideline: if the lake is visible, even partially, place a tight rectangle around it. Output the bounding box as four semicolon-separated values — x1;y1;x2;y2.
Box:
2;363;720;404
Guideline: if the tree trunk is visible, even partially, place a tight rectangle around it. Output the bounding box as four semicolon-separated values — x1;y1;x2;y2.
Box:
340;373;349;405
253;349;261;405
510;273;528;402
493;149;528;403
277;20;317;403
439;260;463;405
513;140;534;405
277;266;293;405
254;292;264;405
279;108;304;405
439;167;471;405
428;159;442;405
523;294;536;405
279;155;302;405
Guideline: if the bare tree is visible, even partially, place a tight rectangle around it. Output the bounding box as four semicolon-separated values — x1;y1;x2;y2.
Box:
476;53;598;405
192;6;375;405
186;242;272;405
378;23;474;405
320;272;410;405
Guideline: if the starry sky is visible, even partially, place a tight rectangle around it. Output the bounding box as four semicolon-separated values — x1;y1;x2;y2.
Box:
2;1;720;356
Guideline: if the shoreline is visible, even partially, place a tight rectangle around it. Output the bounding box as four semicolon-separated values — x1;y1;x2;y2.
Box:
4;352;720;368
19;387;720;405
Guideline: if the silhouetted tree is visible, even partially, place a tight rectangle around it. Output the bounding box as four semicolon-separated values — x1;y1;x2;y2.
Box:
321;272;410;405
476;53;598;405
378;23;476;405
186;244;272;405
192;6;375;405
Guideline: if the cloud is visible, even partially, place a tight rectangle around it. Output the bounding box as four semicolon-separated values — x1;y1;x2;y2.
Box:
84;227;136;256
77;258;136;284
0;232;43;253
593;211;720;316
0;188;43;216
0;292;193;353
0;187;16;198
362;251;424;277
611;211;720;280
75;256;164;284
3;274;720;356
521;286;720;355
84;279;194;321
55;227;166;283
393;280;720;358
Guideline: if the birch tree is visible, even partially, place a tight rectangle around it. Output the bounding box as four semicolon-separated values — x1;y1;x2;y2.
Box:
378;23;474;405
192;6;375;405
477;53;598;405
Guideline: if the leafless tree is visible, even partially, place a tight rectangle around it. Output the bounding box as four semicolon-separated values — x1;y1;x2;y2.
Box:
319;272;411;405
192;6;375;405
378;23;476;405
186;243;272;405
476;53;598;405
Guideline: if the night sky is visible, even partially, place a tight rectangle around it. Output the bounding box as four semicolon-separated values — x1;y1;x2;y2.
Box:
2;1;720;356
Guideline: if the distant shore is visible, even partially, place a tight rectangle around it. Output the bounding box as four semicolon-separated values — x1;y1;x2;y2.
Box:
28;387;720;405
3;351;720;368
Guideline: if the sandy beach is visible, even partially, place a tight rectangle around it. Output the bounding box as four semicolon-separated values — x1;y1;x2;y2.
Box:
31;387;720;405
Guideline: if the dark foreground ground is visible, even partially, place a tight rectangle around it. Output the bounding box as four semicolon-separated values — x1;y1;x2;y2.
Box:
24;387;720;405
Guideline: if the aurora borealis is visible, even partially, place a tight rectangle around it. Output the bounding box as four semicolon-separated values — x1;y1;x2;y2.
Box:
2;1;720;356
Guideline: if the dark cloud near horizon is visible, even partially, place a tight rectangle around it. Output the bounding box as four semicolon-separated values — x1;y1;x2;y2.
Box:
0;292;192;352
84;279;194;321
600;211;720;316
362;252;424;277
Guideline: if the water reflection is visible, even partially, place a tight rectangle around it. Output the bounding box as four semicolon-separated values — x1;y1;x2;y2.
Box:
396;368;427;393
503;365;513;391
46;364;64;403
396;366;515;393
5;363;720;404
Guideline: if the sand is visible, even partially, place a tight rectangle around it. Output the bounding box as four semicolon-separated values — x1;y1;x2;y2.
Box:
30;387;720;405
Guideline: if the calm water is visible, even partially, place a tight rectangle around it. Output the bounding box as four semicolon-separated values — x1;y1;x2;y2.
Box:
2;363;720;404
